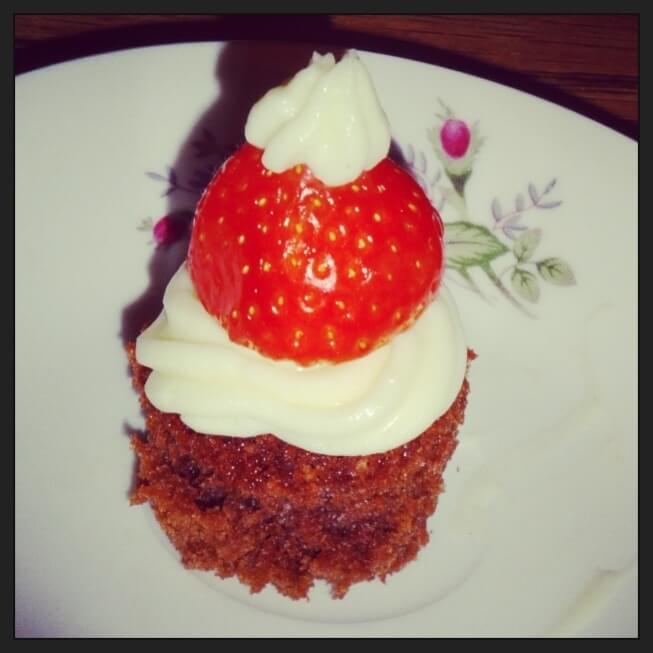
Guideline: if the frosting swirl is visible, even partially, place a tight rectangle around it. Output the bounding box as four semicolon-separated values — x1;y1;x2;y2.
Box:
136;264;467;456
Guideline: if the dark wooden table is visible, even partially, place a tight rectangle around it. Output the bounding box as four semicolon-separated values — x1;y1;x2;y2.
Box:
15;14;638;139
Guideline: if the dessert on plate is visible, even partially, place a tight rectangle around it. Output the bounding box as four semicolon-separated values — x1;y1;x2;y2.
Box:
128;50;473;599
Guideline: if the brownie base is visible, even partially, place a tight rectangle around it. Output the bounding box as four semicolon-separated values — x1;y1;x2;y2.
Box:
127;343;474;600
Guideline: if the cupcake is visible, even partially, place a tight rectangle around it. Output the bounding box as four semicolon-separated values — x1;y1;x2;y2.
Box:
128;51;472;599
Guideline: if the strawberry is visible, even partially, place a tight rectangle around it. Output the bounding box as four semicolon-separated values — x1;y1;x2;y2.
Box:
188;143;444;365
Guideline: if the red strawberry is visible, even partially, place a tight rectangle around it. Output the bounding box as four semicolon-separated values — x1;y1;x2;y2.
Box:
188;143;444;365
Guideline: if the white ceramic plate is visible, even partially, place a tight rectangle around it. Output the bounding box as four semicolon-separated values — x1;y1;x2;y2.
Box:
15;42;637;637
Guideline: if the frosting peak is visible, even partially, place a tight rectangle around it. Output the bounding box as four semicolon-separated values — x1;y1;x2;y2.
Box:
244;51;391;186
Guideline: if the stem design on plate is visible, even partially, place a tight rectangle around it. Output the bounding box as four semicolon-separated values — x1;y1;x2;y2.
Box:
403;100;576;317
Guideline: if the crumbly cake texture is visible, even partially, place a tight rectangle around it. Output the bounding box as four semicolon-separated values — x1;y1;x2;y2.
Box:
128;343;475;600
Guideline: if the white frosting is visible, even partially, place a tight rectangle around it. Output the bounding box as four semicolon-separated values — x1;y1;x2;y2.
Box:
244;51;391;187
135;265;468;456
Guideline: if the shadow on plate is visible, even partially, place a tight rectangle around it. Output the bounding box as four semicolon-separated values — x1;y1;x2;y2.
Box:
119;40;340;345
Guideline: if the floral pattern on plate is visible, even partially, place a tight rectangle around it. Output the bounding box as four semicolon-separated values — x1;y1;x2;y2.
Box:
404;100;576;317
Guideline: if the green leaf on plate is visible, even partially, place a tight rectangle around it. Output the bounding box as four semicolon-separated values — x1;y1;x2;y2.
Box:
511;267;540;302
513;229;542;262
445;221;509;269
536;258;576;286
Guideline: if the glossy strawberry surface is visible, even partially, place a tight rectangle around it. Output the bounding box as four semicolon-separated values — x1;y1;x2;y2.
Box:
188;143;444;365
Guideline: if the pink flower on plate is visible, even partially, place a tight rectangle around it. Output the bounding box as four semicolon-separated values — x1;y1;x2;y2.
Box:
138;213;191;247
440;119;471;159
428;100;484;179
153;215;186;245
